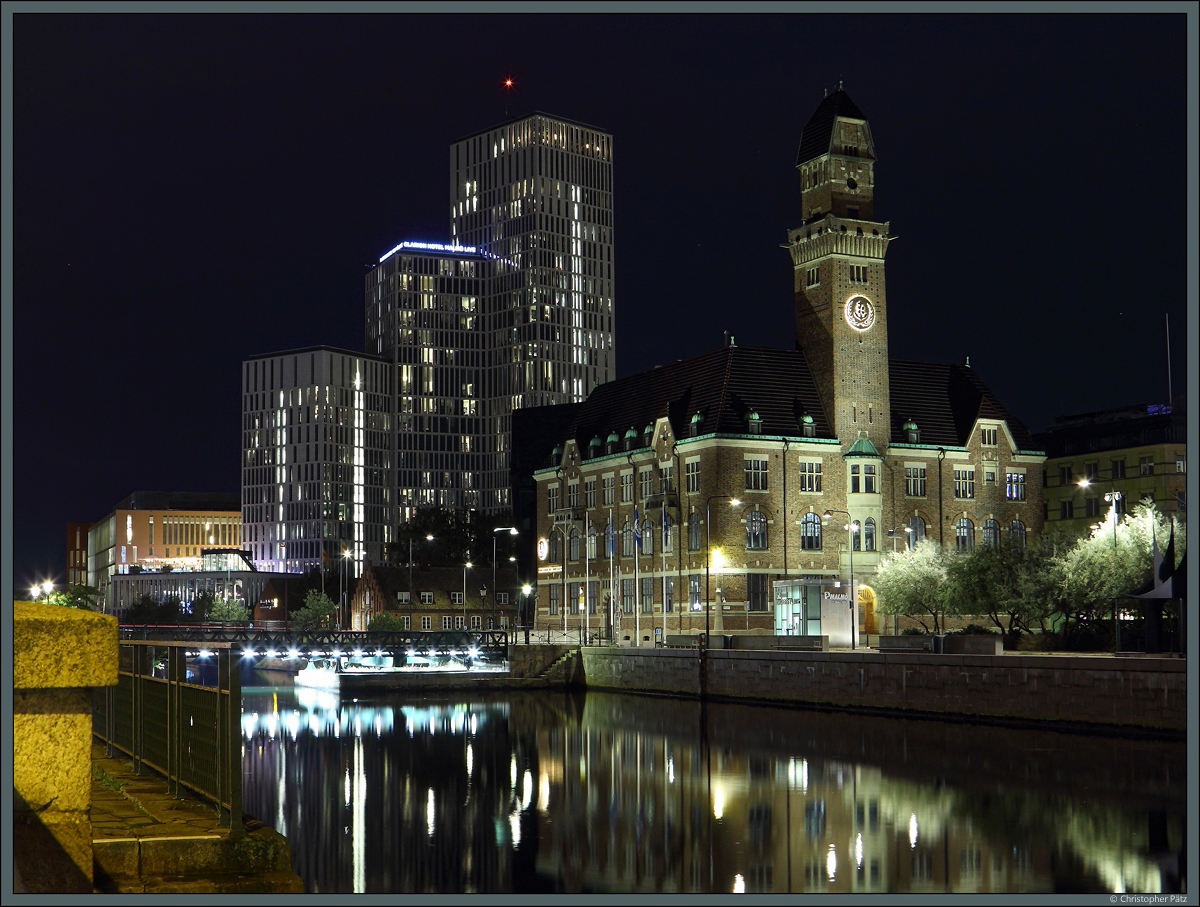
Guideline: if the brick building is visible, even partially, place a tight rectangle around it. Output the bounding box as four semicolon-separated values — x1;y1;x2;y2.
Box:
523;88;1045;644
349;560;524;632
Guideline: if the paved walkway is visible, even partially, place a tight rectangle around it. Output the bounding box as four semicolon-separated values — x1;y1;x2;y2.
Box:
90;743;231;841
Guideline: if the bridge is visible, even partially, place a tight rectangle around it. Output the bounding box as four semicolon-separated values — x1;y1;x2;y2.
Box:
119;625;509;669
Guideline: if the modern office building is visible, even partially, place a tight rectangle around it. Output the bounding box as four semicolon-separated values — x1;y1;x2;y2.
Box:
1036;398;1186;536
450;112;616;510
66;521;92;588
365;242;490;513
85;491;243;607
523;89;1045;643
241;347;393;575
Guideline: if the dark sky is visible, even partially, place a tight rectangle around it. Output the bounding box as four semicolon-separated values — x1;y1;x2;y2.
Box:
8;10;1193;587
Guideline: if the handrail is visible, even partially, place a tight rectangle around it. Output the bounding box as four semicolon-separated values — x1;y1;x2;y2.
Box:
94;639;242;835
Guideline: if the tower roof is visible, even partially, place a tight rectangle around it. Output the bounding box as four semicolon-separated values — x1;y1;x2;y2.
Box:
795;89;868;167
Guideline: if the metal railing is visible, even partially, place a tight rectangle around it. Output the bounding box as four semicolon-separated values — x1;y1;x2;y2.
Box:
93;640;242;835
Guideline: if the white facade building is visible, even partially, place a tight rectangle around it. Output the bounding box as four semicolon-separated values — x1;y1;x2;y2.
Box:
241;347;392;575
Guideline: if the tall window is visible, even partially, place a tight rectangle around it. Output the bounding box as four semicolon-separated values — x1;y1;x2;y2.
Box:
982;518;1000;547
663;577;674;612
689;575;702;610
1009;520;1026;547
587;528;597;559
798;461;822;492
585;479;596;508
686;461;701;493
746;511;768;549
659;465;674;493
954;468;975;499
602;477;615;506
850;464;860;493
567;482;579;508
863;518;876;551
569;529;579;561
905;466;926;497
688;513;702;550
1139;456;1155;476
800;513;822;550
745;458;769;491
1085;497;1101;517
549;584;559;615
851;520;861;551
747;574;768;611
1059;500;1073;519
548;485;560;513
641;577;654;614
639;468;653;498
621;472;633;503
1059;465;1073;486
907;516;926;548
641;520;654;556
662;514;674;552
981;427;998;446
863;464;877;493
1006;472;1026;501
421;615;431;631
622;579;634;614
549;531;560;562
1111;458;1126;479
955;517;974;552
622;522;635;557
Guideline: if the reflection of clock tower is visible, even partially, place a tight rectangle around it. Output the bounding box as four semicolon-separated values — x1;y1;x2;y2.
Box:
785;87;893;449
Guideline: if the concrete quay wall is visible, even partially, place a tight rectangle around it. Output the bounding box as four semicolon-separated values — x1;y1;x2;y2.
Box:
579;647;1187;733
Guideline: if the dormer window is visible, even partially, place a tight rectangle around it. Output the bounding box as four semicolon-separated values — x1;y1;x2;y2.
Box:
746;411;762;434
624;426;638;451
588;436;601;458
606;432;619;455
800;413;816;438
903;419;919;443
690;412;704;438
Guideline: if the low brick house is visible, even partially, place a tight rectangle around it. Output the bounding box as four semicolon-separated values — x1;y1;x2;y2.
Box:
349;561;524;632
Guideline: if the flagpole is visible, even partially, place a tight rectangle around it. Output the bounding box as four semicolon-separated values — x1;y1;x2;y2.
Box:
584;518;590;643
634;508;640;647
609;509;615;643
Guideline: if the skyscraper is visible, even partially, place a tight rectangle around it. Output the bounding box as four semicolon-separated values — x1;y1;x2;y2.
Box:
241;347;393;575
450;112;615;510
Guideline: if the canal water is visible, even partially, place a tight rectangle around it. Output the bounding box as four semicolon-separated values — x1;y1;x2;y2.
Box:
239;684;1186;895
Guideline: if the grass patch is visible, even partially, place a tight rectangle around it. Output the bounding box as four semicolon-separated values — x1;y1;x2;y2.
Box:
92;764;125;793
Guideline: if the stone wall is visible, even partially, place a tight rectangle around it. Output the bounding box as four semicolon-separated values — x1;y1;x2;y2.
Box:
14;601;118;892
579;647;1186;732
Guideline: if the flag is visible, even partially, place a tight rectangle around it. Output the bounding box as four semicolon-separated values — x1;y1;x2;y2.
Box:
606;511;613;556
632;507;641;543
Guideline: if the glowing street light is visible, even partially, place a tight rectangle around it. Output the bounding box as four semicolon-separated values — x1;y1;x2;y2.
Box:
463;562;473;629
824;510;859;649
1078;475;1124;652
705;495;741;642
493;527;518;631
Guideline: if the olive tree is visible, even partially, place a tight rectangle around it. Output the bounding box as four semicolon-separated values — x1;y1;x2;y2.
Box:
872;540;954;634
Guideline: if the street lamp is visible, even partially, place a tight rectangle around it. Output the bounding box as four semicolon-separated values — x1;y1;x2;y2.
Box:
521;583;532;634
824;510;859;649
493;527;518;630
886;525;913;552
705;495;741;644
409;533;434;631
341;549;352;630
462;562;472;630
1078;475;1123;652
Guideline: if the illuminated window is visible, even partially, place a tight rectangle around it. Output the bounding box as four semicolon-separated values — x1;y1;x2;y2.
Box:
955;517;974;552
798;461;822;492
620;472;633;503
746;511;768;549
800;513;822;550
954;468;975;499
863;518;876;551
688;513;701;551
745;458;769;491
907;516;926;548
1006;472;1026;501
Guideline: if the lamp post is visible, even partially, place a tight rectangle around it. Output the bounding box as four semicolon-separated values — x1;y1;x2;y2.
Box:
462;562;472;630
341;549;352;630
408;533;434;630
1078;475;1123;653
521;583;532;640
705;495;741;644
493;527;518;631
824;510;858;649
887;525;913;553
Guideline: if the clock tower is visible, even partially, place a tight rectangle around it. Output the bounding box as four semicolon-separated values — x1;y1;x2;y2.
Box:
785;88;893;450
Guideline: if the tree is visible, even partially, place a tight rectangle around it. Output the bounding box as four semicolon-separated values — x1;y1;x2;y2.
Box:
367;612;407;633
43;584;104;611
872;540;953;634
209;596;250;623
944;538;1059;640
291;589;337;632
126;593;161;624
191;589;215;623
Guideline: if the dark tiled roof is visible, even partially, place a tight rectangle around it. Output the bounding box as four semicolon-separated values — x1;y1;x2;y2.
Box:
796;89;867;167
889;360;1039;450
560;346;833;453
366;564;522;598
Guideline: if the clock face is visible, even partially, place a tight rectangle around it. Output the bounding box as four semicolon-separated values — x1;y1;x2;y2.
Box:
844;295;875;332
537;538;549;561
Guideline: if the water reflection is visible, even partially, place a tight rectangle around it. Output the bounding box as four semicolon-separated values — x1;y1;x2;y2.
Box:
239;685;1186;895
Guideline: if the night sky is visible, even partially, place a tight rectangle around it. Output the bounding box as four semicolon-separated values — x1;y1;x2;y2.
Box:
8;9;1193;588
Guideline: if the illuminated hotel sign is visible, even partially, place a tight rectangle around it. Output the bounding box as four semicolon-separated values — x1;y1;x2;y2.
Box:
378;240;478;263
537;565;561;575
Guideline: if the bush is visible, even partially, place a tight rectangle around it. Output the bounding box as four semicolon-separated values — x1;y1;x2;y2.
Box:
367;612;408;633
948;624;997;636
900;626;926;636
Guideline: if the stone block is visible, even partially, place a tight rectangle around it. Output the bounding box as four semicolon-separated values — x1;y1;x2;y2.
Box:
14;601;118;690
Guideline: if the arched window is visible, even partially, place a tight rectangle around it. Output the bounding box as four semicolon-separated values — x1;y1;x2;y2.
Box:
622;521;635;557
688;513;702;551
746;510;768;549
955;517;974;552
907;516;926;549
641;520;654;556
863;518;876;551
586;528;597;560
851;519;861;551
662;514;674;553
568;528;579;561
1009;520;1026;547
982;519;1000;547
800;513;822;550
548;531;560;562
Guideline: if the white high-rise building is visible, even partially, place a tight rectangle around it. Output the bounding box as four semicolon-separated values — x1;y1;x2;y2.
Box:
241;347;392;575
450;112;615;510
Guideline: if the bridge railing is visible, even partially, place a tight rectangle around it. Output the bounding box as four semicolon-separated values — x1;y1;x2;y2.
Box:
93;640;242;835
118;625;509;664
